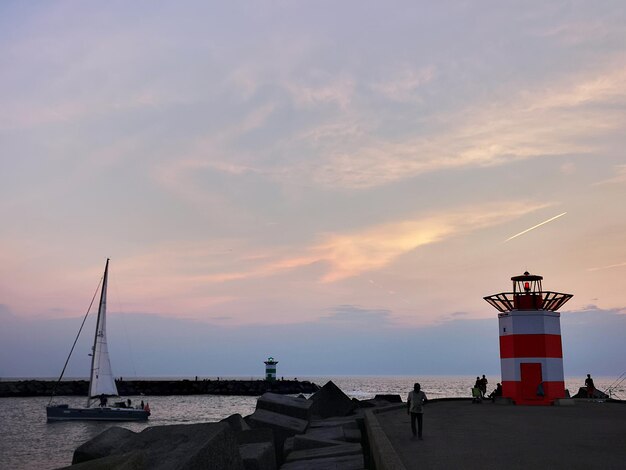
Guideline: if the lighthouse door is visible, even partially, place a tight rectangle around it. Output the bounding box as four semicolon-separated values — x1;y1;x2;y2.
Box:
520;363;542;399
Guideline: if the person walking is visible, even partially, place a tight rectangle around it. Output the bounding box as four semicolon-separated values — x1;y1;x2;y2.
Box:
407;383;428;440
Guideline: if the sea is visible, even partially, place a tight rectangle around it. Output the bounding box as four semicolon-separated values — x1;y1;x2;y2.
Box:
0;375;622;470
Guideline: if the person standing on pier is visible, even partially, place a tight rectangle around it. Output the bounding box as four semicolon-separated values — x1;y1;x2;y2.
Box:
585;374;596;398
407;383;428;440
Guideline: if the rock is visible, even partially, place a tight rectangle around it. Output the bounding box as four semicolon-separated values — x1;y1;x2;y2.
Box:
293;435;346;451
284;443;363;463
60;451;144;470
373;394;402;403
256;393;312;420
73;427;137;464
280;454;365;470
572;387;609;399
239;442;276;470
309;416;361;430
247;409;308;463
221;413;251;433
237;428;274;445
309;381;355;418
70;422;244;470
282;437;295;460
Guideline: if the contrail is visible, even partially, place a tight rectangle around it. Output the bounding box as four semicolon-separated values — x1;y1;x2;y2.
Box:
588;261;626;272
504;212;567;242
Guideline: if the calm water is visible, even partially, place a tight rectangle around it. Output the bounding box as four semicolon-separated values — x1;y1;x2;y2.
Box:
0;375;620;470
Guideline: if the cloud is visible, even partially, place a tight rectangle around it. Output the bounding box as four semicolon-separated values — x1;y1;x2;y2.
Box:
297;64;626;189
593;164;626;186
320;305;392;326
371;65;437;102
3;306;624;377
161;200;550;285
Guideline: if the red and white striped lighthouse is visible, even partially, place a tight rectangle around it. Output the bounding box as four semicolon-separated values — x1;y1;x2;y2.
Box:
484;272;573;405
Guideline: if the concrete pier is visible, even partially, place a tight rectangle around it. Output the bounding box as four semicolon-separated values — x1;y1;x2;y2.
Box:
367;399;626;469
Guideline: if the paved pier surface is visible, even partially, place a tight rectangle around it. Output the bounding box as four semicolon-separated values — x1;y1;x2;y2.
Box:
377;400;626;469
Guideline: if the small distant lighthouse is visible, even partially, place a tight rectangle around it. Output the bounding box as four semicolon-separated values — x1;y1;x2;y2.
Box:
264;357;278;382
484;272;573;405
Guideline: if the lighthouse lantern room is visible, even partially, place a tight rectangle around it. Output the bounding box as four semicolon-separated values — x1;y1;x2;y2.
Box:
484;272;573;405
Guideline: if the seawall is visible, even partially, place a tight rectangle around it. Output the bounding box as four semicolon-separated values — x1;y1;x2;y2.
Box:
0;379;319;397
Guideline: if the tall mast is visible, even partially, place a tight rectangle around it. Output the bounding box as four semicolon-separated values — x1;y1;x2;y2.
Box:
87;258;109;406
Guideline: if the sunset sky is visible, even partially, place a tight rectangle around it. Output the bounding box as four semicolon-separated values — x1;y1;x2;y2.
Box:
1;1;625;377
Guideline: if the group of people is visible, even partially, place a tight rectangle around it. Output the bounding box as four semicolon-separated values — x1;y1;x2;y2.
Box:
474;375;489;397
406;373;599;440
98;394;149;411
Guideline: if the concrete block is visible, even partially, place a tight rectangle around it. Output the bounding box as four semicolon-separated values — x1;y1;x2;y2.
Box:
373;394;402;403
239;442;276;470
70;422;244;470
237;428;274;445
247;409;308;463
309;381;355;418
282;437;295;460
247;409;308;436
309;416;360;429
293;435;346;451
61;451;144;470
304;427;344;441
284;443;363;463
280;454;365;470
221;413;251;432
256;392;312;420
72;427;137;464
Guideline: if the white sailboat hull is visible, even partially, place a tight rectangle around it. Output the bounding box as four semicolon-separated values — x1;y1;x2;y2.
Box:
46;404;150;422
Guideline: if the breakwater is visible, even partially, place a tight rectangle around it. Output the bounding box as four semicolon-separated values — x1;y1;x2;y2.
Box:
0;379;319;397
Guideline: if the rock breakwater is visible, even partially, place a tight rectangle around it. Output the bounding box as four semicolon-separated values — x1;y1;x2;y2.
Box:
0;379;319;397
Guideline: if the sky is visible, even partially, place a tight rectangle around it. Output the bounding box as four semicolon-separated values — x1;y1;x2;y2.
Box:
1;1;625;378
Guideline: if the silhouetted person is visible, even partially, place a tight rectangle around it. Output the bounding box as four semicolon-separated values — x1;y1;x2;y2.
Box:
407;383;428;439
488;383;503;401
127;399;132;408
140;400;145;410
99;394;107;408
585;374;595;398
474;377;482;396
480;375;488;397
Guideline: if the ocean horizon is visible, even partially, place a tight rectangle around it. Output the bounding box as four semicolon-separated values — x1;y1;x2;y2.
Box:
1;374;623;469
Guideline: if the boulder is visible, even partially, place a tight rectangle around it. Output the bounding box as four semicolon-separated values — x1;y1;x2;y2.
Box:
256;393;312;420
73;427;137;464
70;422;244;470
280;455;365;470
239;442;276;470
309;381;355;418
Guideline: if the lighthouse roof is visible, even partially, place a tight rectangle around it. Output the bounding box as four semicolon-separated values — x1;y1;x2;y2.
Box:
511;271;543;282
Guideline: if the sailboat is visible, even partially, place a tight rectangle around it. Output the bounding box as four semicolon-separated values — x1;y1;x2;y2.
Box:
46;259;150;421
